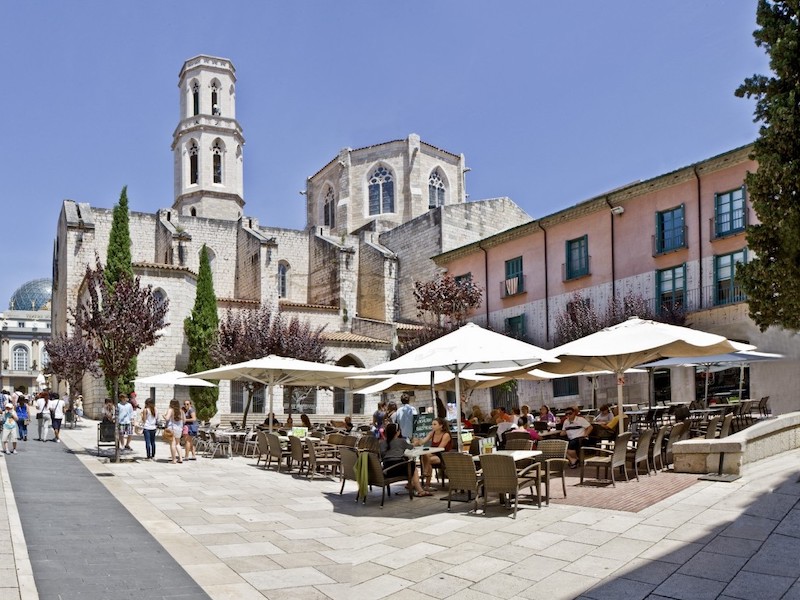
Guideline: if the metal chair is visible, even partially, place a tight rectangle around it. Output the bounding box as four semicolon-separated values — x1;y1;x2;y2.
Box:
580;432;632;487
627;428;653;480
288;435;309;475
534;439;569;504
265;432;291;472
442;452;483;513
758;396;771;417
307;441;340;479
254;431;269;467
479;454;542;518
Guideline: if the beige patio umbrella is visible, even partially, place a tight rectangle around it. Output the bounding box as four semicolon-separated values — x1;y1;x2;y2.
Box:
134;370;218;388
191;355;367;431
535;317;754;433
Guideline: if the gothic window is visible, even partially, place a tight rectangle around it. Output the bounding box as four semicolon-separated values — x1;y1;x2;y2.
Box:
211;81;220;115
323;187;336;227
212;139;223;184
190;208;197;216
368;166;394;215
189;141;199;185
428;168;446;208
277;262;289;298
12;345;29;371
191;81;199;116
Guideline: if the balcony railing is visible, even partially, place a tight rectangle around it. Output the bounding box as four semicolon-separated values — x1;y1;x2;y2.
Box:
710;210;747;240
562;256;591;282
652;225;688;255
646;283;748;319
500;275;526;298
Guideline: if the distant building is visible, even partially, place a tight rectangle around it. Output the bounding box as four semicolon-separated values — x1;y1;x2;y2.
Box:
0;278;52;394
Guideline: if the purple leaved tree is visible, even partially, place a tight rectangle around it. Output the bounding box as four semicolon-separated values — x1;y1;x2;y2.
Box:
43;329;101;401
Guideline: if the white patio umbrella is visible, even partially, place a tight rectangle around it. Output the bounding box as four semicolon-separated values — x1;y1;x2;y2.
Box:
638;350;783;404
191;355;367;432
536;317;755;433
365;322;558;450
134;370;218;388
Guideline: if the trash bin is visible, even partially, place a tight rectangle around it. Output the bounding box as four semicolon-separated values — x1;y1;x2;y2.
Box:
98;421;116;453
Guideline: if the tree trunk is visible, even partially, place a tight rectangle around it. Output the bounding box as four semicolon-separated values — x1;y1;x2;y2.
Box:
112;378;120;463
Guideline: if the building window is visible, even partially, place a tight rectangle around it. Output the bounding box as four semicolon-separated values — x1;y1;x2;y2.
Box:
714;249;747;305
454;273;472;285
505;314;525;340
278;262;288;298
12;346;29;371
189;142;199;185
191;81;199;116
503;256;523;296
323;186;336;227
655;205;686;254
491;385;518;412
428;168;446;209
286;387;317;415
656;264;685;315
553;376;579;397
212;140;223;184
40;348;49;369
715;187;746;237
565;235;589;280
211;81;220;115
231;382;265;414
368;166;394;215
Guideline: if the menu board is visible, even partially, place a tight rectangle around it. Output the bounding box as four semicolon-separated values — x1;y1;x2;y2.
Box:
412;413;433;441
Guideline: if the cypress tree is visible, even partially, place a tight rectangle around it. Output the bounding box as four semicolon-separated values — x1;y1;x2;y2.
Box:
735;0;800;331
184;245;219;421
104;186;137;393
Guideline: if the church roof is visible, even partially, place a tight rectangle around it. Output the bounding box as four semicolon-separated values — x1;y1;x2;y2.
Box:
322;331;390;345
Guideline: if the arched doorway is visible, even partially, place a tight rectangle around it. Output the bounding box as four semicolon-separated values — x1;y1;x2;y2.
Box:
334;355;365;415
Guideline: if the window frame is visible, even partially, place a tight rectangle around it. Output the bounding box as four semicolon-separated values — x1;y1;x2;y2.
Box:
714;187;747;238
714;249;747;306
323;187;336;227
12;345;29;371
504;256;524;296
428;168;446;209
565;235;589;280
367;165;395;216
277;262;288;298
655;205;686;254
656;263;686;315
553;376;579;398
505;314;526;340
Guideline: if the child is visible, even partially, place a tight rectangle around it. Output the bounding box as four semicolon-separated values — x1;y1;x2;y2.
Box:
2;402;19;454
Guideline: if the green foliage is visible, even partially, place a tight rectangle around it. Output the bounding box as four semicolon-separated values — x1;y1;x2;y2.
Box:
104;186;137;392
184;245;220;422
735;0;800;331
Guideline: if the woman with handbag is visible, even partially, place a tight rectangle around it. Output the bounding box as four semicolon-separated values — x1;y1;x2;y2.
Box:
182;400;198;461
165;399;184;464
34;392;52;442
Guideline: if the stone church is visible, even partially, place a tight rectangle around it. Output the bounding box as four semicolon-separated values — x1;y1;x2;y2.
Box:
51;55;532;418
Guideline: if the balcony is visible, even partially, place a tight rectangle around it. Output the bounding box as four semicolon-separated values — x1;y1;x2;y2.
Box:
710;210;747;240
652;226;688;256
645;283;748;319
500;275;526;298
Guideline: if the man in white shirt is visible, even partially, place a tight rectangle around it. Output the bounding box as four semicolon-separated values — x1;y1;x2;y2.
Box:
560;406;592;468
394;394;418;439
117;394;134;451
50;393;67;443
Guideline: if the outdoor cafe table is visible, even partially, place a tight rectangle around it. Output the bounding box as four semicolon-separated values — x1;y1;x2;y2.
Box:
212;429;245;458
472;449;542;463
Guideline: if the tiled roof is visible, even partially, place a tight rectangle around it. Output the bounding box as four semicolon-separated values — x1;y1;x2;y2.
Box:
322;331;390;344
133;262;195;275
279;300;338;311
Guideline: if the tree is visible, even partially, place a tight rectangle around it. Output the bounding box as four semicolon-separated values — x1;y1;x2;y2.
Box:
184;245;219;422
104;186;138;393
554;292;602;346
400;274;483;355
43;329;101;398
74;258;169;460
211;306;327;426
735;0;800;331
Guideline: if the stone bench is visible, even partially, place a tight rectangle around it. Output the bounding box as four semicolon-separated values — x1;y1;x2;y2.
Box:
673;411;800;475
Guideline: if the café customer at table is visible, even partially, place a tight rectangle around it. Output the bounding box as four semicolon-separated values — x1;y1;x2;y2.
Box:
413;417;452;491
380;423;430;497
560;406;592;468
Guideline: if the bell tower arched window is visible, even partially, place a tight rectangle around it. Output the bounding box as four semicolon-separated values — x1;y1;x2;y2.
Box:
189;141;199;185
211;81;220;115
192;81;200;116
323;187;336;227
428;168;446;208
212;140;223;184
368;166;394;215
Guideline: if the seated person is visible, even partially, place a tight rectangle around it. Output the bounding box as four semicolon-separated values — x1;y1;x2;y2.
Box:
380;423;429;496
413;417;452;490
537;405;557;427
594;404;613;425
461;411;472;430
520;404;535;425
560;406;593;468
343;416;354;432
469;405;484;424
591;406;625;439
505;417;539;443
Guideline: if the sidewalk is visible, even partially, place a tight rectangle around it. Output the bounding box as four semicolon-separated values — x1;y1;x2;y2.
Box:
3;420;800;599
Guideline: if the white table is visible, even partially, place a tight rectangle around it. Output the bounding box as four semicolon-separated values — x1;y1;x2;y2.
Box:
404;446;445;459
474;450;541;463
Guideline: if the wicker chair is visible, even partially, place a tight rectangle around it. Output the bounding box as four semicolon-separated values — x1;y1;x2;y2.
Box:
534;439;569;504
505;438;534;451
442;452;483;512
265;432;291;472
580;432;632;487
307;441;340;479
255;431;269;467
650;424;669;472
366;451;413;507
758;396;771;417
288;435;309;475
664;423;687;469
502;430;532;449
240;428;259;458
342;435;358;448
357;435;380;453
627;428;653;480
703;415;721;439
719;413;734;439
207;431;231;458
479;454;542;518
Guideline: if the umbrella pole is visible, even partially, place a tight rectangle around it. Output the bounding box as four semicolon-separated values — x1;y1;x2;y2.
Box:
617;373;625;435
268;373;275;435
454;367;463;453
430;371;436;416
738;365;745;399
703;366;710;408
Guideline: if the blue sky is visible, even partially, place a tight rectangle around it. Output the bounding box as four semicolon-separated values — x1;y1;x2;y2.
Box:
0;1;767;308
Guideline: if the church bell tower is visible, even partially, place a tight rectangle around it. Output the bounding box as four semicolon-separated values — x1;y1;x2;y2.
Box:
172;55;245;220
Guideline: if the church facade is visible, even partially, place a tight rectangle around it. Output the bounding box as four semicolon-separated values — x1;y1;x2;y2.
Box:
51;55;532;418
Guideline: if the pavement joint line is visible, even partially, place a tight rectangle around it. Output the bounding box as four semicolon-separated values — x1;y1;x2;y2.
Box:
59;425;261;600
0;454;39;600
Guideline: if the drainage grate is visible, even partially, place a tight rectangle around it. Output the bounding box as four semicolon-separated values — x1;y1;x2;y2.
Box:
95;472;115;477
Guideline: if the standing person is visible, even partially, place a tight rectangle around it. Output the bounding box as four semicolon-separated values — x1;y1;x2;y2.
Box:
117;394;134;451
384;401;397;429
102;398;115;422
35;392;51;442
141;398;158;460
74;395;84;423
50;393;67;443
165;399;184;464
1;402;19;454
394;393;418;440
182;400;198;461
15;395;29;442
372;401;386;438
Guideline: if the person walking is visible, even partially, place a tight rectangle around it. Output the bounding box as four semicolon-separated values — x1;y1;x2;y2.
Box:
15;395;29;441
1;402;19;454
35;392;52;442
74;395;84;423
49;393;67;443
165;399;184;464
141;398;158;460
394;394;417;440
117;394;134;451
182;400;198;461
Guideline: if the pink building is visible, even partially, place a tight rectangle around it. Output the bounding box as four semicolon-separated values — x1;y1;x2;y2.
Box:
435;146;798;415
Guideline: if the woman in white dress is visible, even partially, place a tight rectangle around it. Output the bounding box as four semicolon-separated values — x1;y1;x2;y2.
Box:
165;399;184;464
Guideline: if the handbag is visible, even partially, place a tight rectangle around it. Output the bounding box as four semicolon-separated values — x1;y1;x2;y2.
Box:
36;413;43;420
182;425;189;436
163;428;174;443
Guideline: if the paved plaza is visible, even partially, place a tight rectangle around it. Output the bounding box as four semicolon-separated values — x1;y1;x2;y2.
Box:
1;420;799;599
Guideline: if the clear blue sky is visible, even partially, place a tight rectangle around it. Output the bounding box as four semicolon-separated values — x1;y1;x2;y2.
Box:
0;1;768;307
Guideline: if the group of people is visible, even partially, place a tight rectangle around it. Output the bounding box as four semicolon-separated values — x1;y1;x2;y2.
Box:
0;390;76;454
